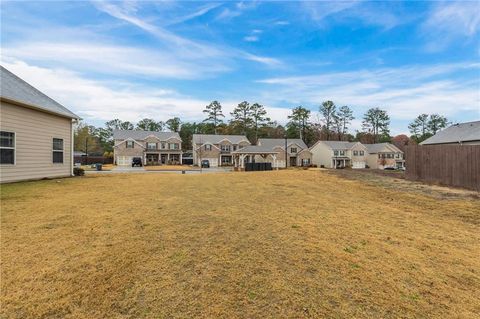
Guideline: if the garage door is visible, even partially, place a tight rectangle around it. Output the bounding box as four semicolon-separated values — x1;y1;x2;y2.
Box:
204;158;218;167
352;161;366;169
117;156;132;166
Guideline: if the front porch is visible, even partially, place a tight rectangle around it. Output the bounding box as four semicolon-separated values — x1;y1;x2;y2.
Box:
332;157;350;169
144;152;182;166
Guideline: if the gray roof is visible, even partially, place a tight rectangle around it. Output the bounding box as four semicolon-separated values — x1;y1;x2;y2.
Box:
257;138;308;149
317;141;358;150
232;145;279;154
192;134;249;144
364;143;401;154
0;66;79;119
113;130;180;140
420;121;480;145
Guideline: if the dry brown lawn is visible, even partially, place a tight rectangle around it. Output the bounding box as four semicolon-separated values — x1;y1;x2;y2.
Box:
1;170;479;318
143;165;199;171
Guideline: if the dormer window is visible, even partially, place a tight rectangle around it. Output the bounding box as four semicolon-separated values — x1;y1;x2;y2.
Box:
205;144;212;151
126;141;134;148
290;147;297;153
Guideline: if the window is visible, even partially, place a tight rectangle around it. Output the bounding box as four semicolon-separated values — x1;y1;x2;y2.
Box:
359;151;364;156
233;145;237;151
0;131;15;164
387;153;394;159
147;142;157;150
353;150;358;156
339;150;345;156
290;147;297;153
334;150;339;156
169;143;179;150
53;138;64;163
302;158;310;166
126;141;134;148
161;142;166;149
205;144;212;151
221;144;231;152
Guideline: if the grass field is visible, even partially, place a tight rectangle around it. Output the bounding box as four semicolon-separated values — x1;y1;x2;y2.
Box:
1;170;479;318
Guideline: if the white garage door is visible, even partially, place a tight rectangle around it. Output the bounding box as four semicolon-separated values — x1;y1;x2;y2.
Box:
352;161;366;169
117;156;132;166
204;158;218;167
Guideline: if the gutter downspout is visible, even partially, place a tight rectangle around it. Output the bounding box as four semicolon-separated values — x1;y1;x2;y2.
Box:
71;119;75;176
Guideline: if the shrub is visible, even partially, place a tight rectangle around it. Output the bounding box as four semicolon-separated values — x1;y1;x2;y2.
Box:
73;167;85;176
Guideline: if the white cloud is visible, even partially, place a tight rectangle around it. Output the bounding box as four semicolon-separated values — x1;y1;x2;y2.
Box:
93;1;281;67
1;59;294;126
2;42;230;79
243;35;259;42
256;63;480;122
422;1;480;51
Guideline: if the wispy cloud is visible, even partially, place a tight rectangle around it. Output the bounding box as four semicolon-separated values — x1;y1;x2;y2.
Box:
165;3;222;26
93;1;281;67
422;1;480;51
244;35;259;42
2;59;292;124
257;63;480;122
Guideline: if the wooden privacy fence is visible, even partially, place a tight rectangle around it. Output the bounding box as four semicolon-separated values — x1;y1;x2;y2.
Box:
405;145;480;191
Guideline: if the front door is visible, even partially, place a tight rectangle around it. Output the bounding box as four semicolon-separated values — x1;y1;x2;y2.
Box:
290;156;297;167
146;154;159;165
160;154;167;164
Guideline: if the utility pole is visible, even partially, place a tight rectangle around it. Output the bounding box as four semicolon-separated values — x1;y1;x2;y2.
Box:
85;137;88;166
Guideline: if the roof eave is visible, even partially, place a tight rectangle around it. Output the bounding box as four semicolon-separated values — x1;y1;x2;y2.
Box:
1;96;80;120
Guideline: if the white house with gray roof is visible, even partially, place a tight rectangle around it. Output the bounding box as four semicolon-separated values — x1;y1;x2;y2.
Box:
420;121;480;145
0;66;79;183
310;141;367;169
364;143;404;169
256;138;312;167
192;134;250;167
113;130;182;166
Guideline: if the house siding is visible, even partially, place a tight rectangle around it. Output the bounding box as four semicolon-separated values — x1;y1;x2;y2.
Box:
0;101;73;183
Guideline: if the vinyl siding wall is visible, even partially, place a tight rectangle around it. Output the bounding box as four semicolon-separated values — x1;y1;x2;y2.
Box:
0;101;73;183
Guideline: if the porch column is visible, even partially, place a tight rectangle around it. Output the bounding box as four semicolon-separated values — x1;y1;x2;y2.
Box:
144;153;146;165
272;154;277;170
167;153;170;164
180;152;183;165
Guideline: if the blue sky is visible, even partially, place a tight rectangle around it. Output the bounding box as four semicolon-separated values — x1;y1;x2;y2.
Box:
1;1;479;134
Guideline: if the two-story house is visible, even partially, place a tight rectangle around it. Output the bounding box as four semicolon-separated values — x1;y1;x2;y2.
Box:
192;134;250;167
256;138;312;167
310;141;368;169
364;143;404;169
113;130;182;166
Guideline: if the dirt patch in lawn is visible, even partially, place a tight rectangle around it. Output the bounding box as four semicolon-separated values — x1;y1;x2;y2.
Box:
1;170;479;318
327;168;479;200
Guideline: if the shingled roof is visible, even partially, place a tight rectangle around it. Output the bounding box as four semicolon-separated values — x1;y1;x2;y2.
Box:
0;66;79;119
420;121;480;145
364;143;402;154
113;130;180;140
192;134;250;145
257;138;308;149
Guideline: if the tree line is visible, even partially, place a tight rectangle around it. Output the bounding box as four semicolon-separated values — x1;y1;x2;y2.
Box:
74;100;450;156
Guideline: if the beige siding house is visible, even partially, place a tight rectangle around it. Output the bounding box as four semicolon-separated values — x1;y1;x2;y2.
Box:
310;141;367;169
256;138;312;168
192;134;250;167
364;143;404;169
0;66;79;183
113;130;182;166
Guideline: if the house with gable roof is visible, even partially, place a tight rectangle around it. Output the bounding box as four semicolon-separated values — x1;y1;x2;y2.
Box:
113;130;182;166
192;134;250;167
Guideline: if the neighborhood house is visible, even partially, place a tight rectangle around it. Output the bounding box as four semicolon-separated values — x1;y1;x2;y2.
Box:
364;143;405;169
192;134;250;167
113;130;182;166
0;66;79;183
310;141;368;169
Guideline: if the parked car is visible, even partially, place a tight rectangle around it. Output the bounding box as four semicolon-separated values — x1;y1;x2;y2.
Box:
384;167;395;170
201;160;210;168
132;157;143;167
